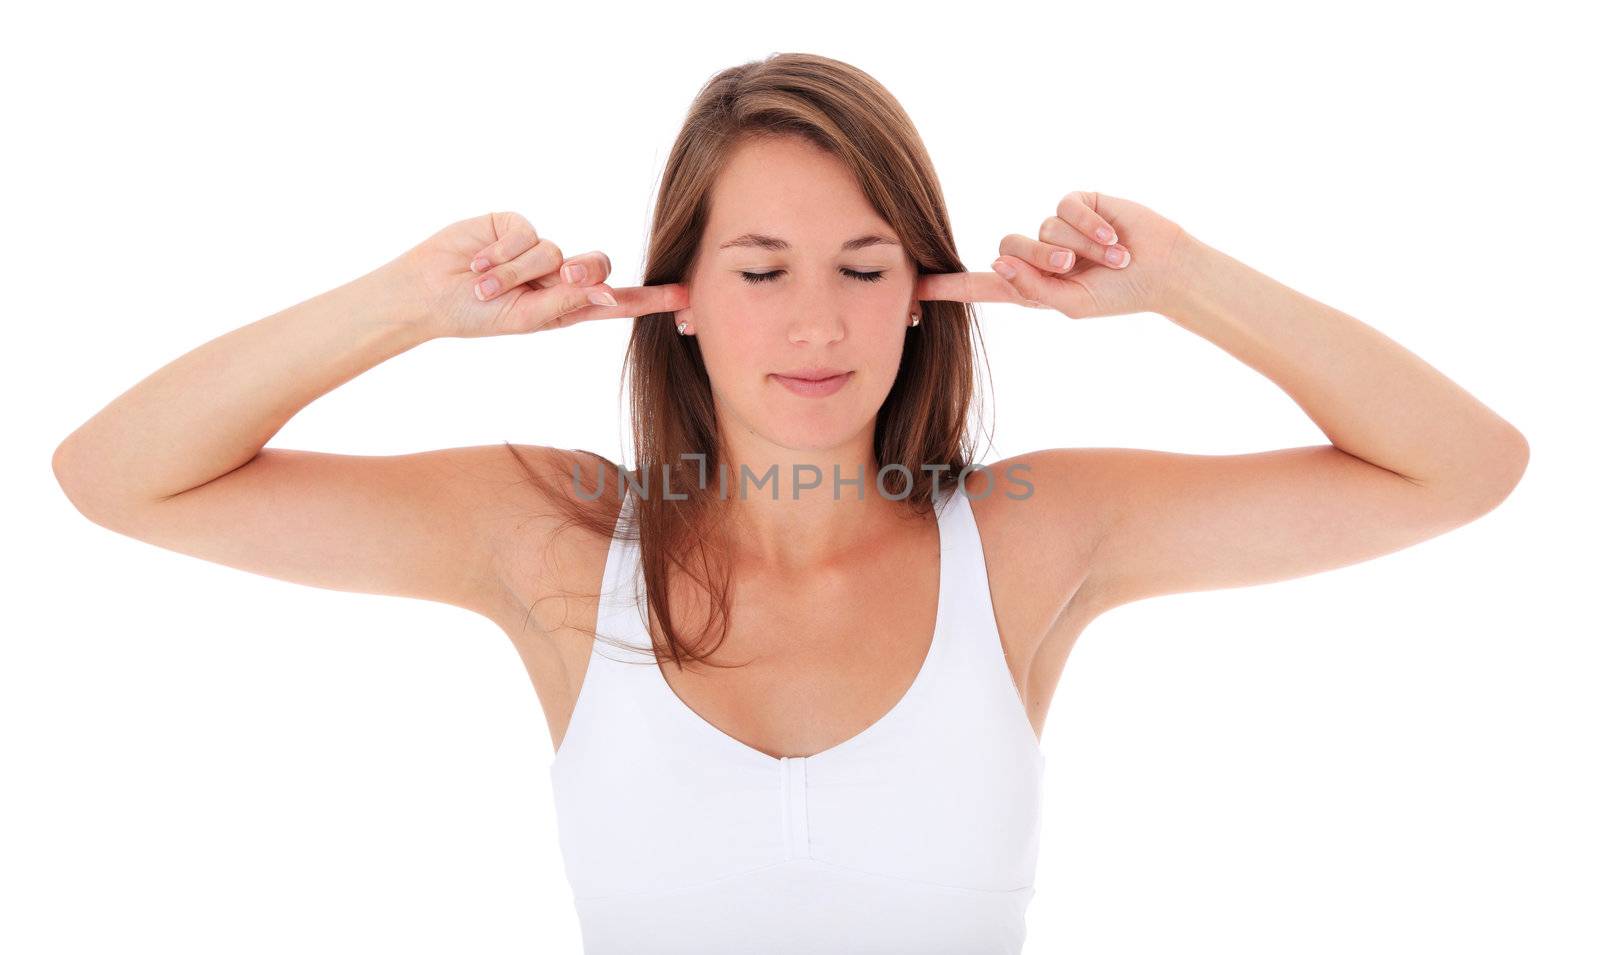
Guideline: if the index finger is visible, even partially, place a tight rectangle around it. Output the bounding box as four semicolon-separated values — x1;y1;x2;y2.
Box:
574;281;691;321
914;270;1017;304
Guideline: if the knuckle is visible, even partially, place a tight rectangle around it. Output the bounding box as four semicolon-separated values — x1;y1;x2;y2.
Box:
495;231;521;257
484;263;516;290
532;241;565;280
508;242;558;287
494;254;525;283
509;212;538;239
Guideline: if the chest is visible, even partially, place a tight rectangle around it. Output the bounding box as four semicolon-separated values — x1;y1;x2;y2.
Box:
649;558;945;760
539;513;1056;910
503;498;1081;759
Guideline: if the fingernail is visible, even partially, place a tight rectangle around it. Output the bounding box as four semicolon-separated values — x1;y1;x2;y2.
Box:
1096;227;1116;244
992;258;1017;280
471;257;490;273
562;263;586;284
1106;248;1126;267
1049;249;1070;269
475;276;500;300
588;289;618;307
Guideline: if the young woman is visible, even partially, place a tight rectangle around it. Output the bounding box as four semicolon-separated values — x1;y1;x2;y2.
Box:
52;53;1528;954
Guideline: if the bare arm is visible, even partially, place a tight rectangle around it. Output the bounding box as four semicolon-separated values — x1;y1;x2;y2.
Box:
47;264;526;613
924;191;1528;631
53;266;427;510
51;211;684;620
1031;233;1529;621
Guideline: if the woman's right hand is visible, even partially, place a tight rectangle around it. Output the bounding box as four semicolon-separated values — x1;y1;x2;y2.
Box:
391;210;689;340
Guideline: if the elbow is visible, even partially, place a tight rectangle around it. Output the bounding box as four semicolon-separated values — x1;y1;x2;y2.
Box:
1456;425;1530;517
51;438;83;501
1498;426;1531;500
52;439;95;520
1490;424;1530;497
52;438;117;527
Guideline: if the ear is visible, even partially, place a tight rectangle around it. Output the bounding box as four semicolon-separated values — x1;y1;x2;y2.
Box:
672;279;696;334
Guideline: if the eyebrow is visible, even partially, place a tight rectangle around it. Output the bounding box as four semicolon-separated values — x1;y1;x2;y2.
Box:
717;232;900;253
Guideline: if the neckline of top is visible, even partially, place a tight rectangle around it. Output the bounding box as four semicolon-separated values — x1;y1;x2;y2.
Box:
639;484;963;769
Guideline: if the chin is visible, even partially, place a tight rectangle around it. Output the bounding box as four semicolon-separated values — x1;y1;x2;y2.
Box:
734;397;869;453
760;418;860;453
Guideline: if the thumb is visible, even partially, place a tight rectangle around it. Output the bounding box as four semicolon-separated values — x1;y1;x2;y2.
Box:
991;256;1051;309
993;255;1094;318
513;280;621;334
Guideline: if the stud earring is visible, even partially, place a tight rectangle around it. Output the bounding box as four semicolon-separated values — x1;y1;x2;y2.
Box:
909;312;920;327
677;321;690;336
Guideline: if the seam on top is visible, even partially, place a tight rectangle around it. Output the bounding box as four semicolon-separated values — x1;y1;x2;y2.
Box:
953;480;1048;769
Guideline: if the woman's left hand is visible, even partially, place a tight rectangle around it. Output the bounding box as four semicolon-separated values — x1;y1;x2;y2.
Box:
916;191;1190;319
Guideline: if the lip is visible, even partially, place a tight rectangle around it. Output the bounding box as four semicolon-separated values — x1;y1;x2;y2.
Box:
774;366;850;380
770;369;853;397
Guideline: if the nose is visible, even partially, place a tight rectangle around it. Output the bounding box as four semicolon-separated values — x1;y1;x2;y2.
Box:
785;283;848;346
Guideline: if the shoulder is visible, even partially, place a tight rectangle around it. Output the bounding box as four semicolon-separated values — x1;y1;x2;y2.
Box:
957;449;1121;625
478;444;628;633
958;449;1117;548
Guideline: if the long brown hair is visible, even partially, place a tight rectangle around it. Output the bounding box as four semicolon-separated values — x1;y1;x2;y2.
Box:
508;52;993;672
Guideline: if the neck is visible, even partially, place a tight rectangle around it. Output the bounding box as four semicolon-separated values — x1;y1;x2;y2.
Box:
703;429;918;571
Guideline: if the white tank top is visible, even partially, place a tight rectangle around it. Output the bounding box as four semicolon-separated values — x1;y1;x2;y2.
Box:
547;483;1047;954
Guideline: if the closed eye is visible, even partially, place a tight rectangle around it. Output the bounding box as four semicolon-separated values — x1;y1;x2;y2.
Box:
740;268;887;285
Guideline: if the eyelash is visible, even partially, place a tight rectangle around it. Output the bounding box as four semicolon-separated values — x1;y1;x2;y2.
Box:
739;268;887;285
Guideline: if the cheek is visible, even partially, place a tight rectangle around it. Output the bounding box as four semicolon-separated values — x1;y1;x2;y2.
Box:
857;285;914;339
699;295;764;347
690;297;764;388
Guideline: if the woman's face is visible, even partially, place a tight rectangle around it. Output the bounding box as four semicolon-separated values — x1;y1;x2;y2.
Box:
680;135;919;454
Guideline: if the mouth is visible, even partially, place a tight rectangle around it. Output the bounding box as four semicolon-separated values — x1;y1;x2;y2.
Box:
770;368;853;397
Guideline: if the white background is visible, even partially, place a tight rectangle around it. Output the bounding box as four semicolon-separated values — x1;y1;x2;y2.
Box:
7;1;1595;952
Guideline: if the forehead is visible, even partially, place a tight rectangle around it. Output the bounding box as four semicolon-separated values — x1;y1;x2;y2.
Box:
704;136;892;245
